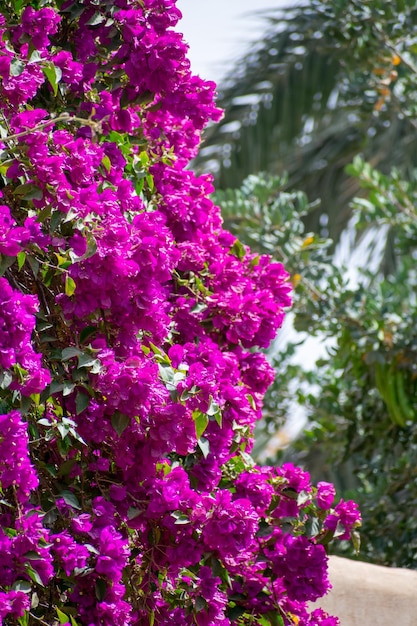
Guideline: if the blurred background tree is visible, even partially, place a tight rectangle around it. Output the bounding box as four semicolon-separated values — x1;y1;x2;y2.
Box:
195;0;417;568
196;0;417;268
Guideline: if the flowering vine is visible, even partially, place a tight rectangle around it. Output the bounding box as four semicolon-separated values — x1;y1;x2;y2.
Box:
0;1;360;625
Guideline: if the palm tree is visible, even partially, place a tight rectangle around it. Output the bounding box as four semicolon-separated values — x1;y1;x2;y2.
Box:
195;0;417;259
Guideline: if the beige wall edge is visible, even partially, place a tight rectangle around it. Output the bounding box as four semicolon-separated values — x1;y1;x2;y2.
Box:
310;555;417;625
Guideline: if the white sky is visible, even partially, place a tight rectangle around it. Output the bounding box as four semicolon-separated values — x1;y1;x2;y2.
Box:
176;0;289;82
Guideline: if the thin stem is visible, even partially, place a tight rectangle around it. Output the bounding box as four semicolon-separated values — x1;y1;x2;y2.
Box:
1;113;71;142
1;113;107;143
29;612;54;626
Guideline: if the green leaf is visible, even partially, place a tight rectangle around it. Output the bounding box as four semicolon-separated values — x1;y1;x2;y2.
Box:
57;608;71;625
333;520;347;538
50;210;65;232
57;459;76;477
59;490;81;510
63;381;76;396
95;578;107;602
197;436;210;458
305;516;321;538
146;174;154;191
229;238;246;259
256;521;272;538
45;375;62;394
0;159;14;179
207;398;220;416
111;411;130;436
127;507;141;520
158;364;175;388
134;177;144;195
12;580;32;593
10;58;25;76
74;234;97;261
44;461;57;474
25;564;44;587
0;370;13;390
62;347;82;361
194;596;206;612
0;254;15;277
139;151;149;166
85;12;105;26
101;155;111;173
194;275;209;295
193;411;209;440
28;49;42;64
149;342;170;363
27;255;39;277
13;182;43;201
23;551;43;561
17;251;26;270
56;253;70;268
190;302;207;315
246;394;256;410
155;460;171;476
172;513;190;525
227;606;246;621
42;62;62;96
78;353;100;369
65;275;76;297
79;326;97;344
352;529;361;554
17;613;29;626
37;418;51;427
85;544;99;555
265;612;284;626
75;391;89;415
297;490;311;506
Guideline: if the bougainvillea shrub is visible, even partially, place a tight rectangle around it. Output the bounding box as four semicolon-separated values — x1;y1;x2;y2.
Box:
0;1;360;624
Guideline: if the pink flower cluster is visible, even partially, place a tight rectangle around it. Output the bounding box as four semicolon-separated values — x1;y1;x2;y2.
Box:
0;278;51;394
0;1;360;625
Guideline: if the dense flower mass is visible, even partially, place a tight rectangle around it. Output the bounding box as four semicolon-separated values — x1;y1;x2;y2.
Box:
0;1;360;625
0;410;38;498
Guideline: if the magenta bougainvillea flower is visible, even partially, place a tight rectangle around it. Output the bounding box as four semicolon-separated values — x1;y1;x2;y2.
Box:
0;1;360;624
317;482;336;510
324;499;362;540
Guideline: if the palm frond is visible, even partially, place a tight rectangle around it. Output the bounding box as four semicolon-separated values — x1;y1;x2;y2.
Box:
196;0;417;245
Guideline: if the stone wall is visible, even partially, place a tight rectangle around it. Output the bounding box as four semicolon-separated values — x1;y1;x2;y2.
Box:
311;556;417;625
